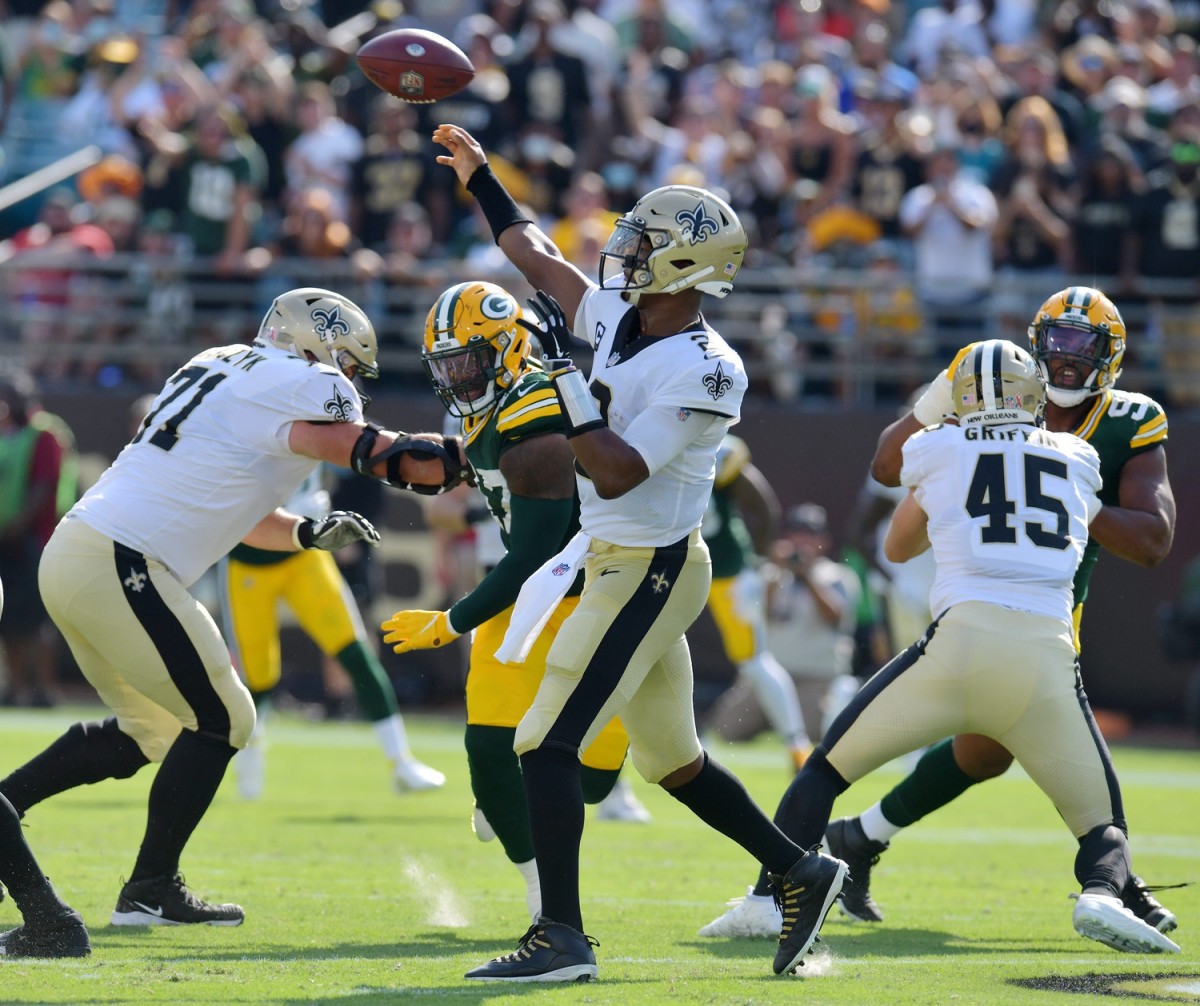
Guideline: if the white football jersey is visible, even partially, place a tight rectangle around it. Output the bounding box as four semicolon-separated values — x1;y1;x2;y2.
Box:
572;286;747;546
70;342;363;586
900;422;1102;626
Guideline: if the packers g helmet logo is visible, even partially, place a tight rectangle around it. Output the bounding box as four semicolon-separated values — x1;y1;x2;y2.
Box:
480;293;516;320
312;306;350;344
675;202;720;245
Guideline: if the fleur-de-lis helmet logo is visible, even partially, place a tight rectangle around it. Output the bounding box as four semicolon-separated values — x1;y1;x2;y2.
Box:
703;361;734;400
311;305;350;345
675;201;720;246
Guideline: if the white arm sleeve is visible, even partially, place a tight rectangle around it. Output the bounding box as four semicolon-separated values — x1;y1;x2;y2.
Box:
622;404;725;477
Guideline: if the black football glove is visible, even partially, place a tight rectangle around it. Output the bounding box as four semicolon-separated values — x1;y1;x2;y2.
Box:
297;510;381;550
518;290;576;369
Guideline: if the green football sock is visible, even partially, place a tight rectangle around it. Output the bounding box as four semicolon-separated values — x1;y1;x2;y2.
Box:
465;724;534;864
580;765;622;804
879;738;979;828
335;641;397;723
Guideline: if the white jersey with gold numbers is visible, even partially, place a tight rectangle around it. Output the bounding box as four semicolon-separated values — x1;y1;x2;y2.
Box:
572;286;748;547
69;342;363;587
900;422;1101;626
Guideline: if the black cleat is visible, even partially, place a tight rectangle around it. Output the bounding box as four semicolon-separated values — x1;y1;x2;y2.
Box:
770;848;848;976
0;911;90;958
825;817;887;922
111;874;244;927
466;916;599;982
1122;875;1185;934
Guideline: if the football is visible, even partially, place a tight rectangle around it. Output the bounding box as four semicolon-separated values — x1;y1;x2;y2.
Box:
356;28;475;104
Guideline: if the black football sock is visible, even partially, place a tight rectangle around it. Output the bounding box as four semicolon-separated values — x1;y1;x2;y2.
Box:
465;725;534;864
519;746;584;931
667;753;804;887
879;738;977;827
0;792;69;920
129;729;235;883
1;718;149;815
751;750;847;897
1076;824;1132;897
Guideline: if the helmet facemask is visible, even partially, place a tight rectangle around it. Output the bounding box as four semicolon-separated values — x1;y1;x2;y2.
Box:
423;338;506;418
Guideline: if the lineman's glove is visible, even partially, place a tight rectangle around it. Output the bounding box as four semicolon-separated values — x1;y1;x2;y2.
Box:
381;609;461;653
911;342;979;426
295;511;380;551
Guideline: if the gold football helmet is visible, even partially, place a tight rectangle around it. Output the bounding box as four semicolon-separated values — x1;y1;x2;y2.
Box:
422;281;531;417
599;185;747;301
951;339;1046;427
1027;285;1126;407
257;287;379;380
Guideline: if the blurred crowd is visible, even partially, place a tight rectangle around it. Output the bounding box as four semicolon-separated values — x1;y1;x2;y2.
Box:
1;0;1200;403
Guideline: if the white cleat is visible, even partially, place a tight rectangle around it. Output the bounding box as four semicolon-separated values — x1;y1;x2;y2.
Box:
472;803;496;842
698;887;783;938
394;759;446;792
1072;893;1182;954
595;779;652;823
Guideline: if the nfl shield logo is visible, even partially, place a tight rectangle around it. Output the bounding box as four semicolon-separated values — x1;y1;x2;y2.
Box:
551;563;571;576
398;70;424;96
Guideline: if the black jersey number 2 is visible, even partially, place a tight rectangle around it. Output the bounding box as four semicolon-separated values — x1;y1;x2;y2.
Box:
132;365;228;451
964;452;1070;550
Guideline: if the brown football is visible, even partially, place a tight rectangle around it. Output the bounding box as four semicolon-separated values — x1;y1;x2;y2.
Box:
356;28;475;104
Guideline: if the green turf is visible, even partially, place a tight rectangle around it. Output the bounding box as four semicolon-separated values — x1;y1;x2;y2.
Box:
0;707;1196;1004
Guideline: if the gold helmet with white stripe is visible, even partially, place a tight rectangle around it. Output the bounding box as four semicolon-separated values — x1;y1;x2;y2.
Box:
952;339;1046;427
1027;285;1126;407
422;281;531;417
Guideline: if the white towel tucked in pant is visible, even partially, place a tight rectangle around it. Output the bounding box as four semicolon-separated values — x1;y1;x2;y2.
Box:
494;531;591;664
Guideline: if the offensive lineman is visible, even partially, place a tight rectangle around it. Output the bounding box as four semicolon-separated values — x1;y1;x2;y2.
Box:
411;123;845;982
0;288;466;928
704;340;1180;956
380;279;634;922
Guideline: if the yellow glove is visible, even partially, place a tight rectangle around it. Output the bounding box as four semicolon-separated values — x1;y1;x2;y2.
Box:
381;610;462;653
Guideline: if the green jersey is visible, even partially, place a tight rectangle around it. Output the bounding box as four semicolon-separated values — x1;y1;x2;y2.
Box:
1068;387;1168;605
461;367;580;552
700;434;756;579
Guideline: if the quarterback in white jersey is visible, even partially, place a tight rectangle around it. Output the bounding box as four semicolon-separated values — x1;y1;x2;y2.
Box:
708;340;1180;958
435;123;842;983
1;288;467;931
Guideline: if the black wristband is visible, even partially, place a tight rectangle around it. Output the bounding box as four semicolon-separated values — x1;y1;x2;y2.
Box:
295;519;316;549
466;164;531;243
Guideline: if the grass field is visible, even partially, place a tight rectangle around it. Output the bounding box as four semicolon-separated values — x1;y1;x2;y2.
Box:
0;706;1197;1005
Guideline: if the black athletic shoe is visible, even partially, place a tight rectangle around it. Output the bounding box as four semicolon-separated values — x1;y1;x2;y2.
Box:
0;911;90;958
770;848;848;976
1122;875;1185;934
465;917;599;982
824;817;887;923
111;874;244;927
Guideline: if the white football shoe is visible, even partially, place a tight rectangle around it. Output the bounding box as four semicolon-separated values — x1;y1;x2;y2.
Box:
1072;892;1181;954
698;887;782;938
595;779;652;823
394;758;445;792
471;802;496;842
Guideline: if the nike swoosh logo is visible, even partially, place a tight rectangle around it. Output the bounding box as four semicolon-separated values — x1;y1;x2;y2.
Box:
599;569;618;576
132;900;164;917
